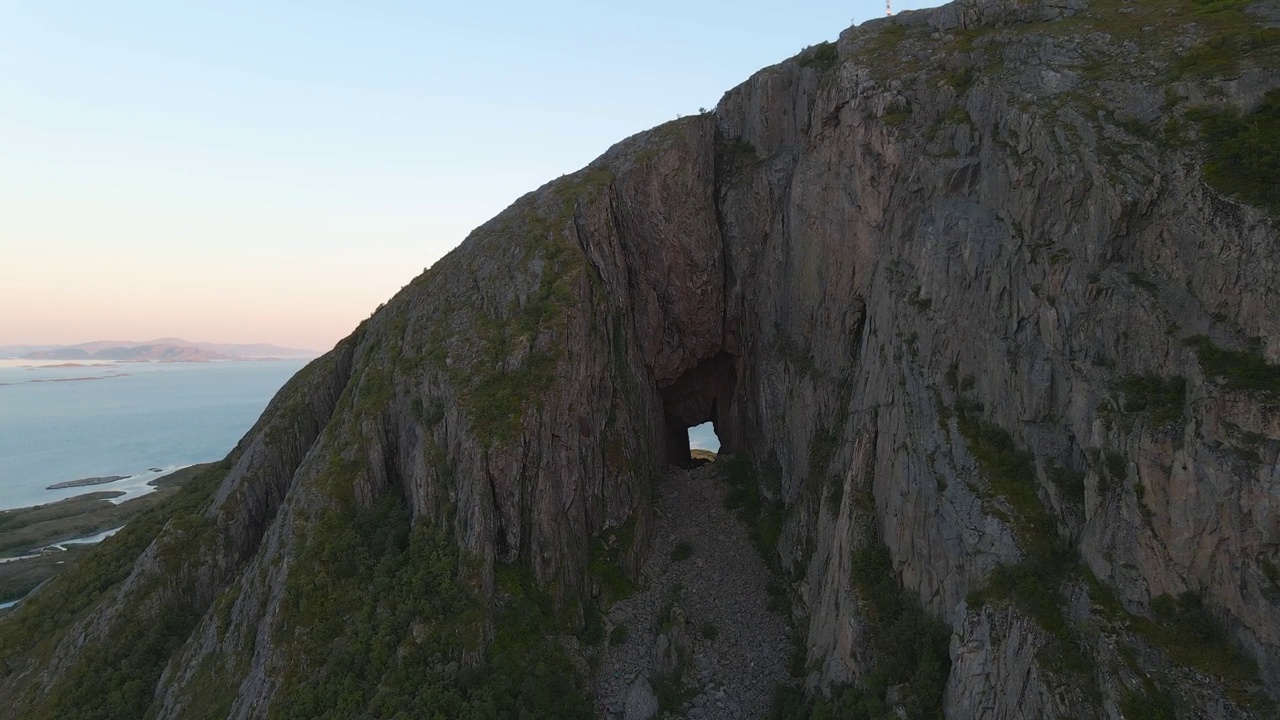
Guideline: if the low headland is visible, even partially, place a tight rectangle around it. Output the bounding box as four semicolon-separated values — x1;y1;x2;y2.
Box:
0;464;210;613
45;475;128;490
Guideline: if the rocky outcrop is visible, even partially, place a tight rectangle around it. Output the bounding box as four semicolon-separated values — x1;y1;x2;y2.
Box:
2;0;1278;717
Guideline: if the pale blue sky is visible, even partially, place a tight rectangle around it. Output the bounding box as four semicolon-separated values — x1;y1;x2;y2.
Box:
1;0;942;351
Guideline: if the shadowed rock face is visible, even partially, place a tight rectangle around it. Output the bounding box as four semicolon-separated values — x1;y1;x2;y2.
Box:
3;0;1279;717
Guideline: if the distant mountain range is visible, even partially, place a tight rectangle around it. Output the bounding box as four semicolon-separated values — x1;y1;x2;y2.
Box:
1;339;319;362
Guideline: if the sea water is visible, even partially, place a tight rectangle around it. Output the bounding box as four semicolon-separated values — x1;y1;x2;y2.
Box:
0;359;307;510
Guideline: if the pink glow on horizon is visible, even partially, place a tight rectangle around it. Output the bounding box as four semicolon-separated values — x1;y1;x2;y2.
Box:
0;270;413;352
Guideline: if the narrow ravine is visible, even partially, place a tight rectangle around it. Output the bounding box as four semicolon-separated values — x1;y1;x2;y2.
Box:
594;460;794;720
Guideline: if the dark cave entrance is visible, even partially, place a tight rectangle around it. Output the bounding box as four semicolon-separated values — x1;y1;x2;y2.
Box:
660;352;736;468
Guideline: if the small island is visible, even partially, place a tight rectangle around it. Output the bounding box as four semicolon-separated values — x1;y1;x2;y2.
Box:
1;465;209;614
45;475;128;490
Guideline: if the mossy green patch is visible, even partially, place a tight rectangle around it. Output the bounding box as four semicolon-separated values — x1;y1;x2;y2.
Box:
955;411;1059;563
670;541;693;562
271;489;590;719
720;456;785;564
799;42;840;71
589;512;638;606
967;561;1092;676
429;168;615;448
1187;89;1280;215
1118;374;1187;426
1132;593;1269;710
1119;680;1178;720
953;400;1097;690
719;136;761;177
609;622;628;646
772;526;950;720
1187;335;1280;399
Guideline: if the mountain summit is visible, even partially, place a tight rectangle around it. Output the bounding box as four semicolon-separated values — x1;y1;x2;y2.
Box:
2;0;1277;717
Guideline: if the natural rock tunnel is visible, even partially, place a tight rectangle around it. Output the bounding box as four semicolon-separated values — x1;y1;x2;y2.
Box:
659;352;737;467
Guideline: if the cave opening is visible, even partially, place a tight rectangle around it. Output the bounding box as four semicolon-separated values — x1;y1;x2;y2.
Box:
659;352;736;468
687;422;720;463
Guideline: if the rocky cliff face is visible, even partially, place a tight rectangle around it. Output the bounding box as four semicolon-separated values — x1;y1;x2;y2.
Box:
2;0;1278;717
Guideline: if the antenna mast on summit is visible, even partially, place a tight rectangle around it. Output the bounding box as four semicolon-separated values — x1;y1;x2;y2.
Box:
886;0;893;16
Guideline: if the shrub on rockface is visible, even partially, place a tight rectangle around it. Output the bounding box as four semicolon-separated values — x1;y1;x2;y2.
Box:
1189;89;1280;215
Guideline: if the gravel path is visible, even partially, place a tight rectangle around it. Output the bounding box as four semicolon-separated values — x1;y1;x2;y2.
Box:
593;461;794;719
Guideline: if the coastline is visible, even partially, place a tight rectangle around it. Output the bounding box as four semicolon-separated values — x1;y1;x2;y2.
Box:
0;464;210;613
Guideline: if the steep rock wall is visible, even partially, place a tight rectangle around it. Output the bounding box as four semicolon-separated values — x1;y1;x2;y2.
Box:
2;0;1278;717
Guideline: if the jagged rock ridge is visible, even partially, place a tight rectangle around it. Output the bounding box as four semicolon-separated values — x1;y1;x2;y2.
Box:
1;0;1278;717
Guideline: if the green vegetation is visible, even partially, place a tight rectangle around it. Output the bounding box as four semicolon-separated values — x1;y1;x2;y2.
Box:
0;464;208;557
1119;682;1177;720
1102;450;1128;493
809;431;842;511
0;462;225;719
719;137;761;177
952;395;1095;686
1221;420;1267;464
1261;557;1280;601
720;456;785;563
424;168;614;447
0;466;214;619
1047;464;1086;505
0;545;91;605
968;561;1091;676
462;348;560;445
1187;89;1280;214
581;598;605;644
1131;593;1265;708
1187;335;1280;399
907;288;933;312
1169;0;1280;82
650;601;698;714
583;515;640;651
0;492;125;555
1118;374;1187;426
772;532;950;720
799;42;840;71
588;514;638;606
700;621;718;642
1173;28;1279;80
882;100;914;127
1127;271;1160;294
270;489;591;719
955;411;1059;562
852;22;911;80
652;662;697;715
954;389;1270;707
670;541;693;562
609;623;628;646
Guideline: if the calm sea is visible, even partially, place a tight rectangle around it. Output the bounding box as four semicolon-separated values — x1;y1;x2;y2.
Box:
0;359;308;510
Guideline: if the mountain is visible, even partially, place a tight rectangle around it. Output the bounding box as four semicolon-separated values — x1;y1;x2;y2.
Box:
186;341;319;359
0;345;59;358
15;339;319;361
1;0;1277;717
23;344;231;362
